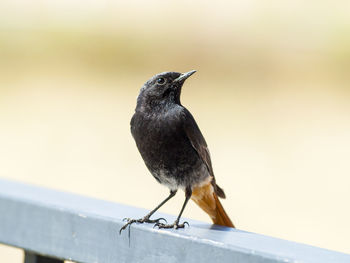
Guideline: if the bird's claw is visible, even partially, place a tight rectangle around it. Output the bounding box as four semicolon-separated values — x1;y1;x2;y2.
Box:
154;221;189;229
146;217;167;224
119;218;137;234
119;216;168;234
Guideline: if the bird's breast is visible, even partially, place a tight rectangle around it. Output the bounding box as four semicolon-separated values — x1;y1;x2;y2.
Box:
131;111;205;187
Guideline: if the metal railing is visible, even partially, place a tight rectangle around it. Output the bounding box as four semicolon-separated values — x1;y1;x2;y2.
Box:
0;178;349;263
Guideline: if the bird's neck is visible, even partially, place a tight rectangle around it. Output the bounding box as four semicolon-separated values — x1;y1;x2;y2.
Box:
136;97;180;115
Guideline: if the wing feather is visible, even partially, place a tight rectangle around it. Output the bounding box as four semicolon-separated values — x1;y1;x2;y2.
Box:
182;108;226;198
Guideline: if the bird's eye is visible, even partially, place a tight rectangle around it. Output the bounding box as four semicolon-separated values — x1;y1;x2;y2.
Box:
157;78;166;85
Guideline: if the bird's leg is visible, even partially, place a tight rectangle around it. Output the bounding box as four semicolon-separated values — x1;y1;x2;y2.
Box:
155;187;192;229
119;190;177;233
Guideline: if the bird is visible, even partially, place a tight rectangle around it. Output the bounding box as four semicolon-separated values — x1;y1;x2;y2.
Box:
120;70;234;232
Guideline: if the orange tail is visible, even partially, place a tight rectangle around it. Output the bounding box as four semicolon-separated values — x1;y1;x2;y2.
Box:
191;181;235;228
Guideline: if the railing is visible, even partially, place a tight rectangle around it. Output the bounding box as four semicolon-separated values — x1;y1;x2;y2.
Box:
0;178;349;263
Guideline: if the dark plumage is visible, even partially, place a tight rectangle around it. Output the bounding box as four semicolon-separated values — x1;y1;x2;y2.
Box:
120;71;234;231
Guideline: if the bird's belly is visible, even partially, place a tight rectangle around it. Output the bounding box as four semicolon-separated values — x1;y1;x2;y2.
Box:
142;136;209;189
132;115;210;190
151;162;210;191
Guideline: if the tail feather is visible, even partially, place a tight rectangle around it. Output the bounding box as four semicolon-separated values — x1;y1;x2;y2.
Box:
191;181;235;228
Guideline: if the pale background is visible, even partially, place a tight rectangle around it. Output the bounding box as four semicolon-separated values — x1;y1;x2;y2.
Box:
1;0;349;261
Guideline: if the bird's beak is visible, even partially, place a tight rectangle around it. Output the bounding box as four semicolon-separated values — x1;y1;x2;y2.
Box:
173;70;196;83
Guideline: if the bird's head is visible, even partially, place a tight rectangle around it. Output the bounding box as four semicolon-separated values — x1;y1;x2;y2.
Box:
136;70;196;112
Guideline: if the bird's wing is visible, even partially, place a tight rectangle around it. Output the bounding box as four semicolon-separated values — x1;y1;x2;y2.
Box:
182;108;226;198
182;108;214;176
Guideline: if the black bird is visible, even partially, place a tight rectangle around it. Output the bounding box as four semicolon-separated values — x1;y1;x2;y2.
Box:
120;70;234;231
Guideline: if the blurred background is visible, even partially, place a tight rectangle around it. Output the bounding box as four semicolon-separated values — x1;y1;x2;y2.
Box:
0;0;350;261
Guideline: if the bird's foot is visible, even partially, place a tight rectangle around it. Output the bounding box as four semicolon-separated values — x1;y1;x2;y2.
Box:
119;216;167;234
154;220;189;229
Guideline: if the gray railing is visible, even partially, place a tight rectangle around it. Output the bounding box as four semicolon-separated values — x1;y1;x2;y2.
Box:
0;178;349;263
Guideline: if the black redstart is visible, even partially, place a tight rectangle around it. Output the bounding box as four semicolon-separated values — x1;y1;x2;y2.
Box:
120;70;234;232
